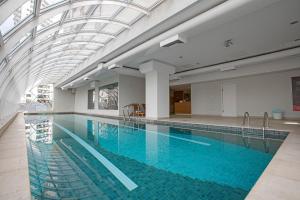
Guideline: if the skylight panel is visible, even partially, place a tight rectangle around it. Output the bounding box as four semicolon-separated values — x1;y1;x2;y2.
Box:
74;34;94;41
40;0;66;10
0;0;34;36
115;8;141;24
58;26;75;34
36;32;55;44
36;13;62;32
67;6;91;19
102;24;123;34
91;34;110;43
132;0;158;9
97;4;121;18
8;31;31;58
81;22;98;31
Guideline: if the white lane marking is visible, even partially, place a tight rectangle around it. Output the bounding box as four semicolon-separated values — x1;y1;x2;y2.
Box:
53;122;138;191
119;124;211;146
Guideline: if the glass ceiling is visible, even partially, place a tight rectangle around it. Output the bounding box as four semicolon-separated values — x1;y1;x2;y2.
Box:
0;0;164;85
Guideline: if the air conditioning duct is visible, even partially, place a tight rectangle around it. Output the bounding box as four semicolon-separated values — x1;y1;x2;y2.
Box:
160;34;186;47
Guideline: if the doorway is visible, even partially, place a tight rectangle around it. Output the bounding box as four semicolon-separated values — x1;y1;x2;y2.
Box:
170;84;191;115
222;83;237;117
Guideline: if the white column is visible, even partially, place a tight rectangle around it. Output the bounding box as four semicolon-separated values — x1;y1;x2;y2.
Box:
95;86;99;110
91;81;99;110
140;60;175;119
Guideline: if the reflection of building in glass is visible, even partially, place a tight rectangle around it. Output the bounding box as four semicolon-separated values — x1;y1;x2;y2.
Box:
24;84;53;103
37;85;52;103
98;83;119;110
25;119;53;144
13;0;34;26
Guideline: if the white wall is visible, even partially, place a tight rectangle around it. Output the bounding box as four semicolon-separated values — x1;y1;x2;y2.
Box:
74;75;119;116
191;81;222;115
191;69;300;118
119;75;145;110
53;88;75;112
73;74;145;116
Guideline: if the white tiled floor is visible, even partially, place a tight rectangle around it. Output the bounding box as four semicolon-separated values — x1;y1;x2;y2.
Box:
0;113;30;200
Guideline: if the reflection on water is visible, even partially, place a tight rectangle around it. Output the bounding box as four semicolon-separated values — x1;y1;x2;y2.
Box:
25;116;53;144
24;114;284;200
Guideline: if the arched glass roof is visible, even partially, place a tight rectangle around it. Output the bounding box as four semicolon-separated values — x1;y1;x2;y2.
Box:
0;0;164;89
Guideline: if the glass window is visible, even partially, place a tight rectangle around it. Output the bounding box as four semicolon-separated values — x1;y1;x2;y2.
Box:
87;89;95;109
98;83;118;110
0;0;34;36
40;0;65;10
36;13;62;32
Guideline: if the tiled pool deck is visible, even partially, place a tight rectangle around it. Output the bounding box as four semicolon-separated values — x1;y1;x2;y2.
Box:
0;113;31;200
1;113;300;199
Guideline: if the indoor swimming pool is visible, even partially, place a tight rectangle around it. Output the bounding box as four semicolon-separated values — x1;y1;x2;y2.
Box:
25;114;287;200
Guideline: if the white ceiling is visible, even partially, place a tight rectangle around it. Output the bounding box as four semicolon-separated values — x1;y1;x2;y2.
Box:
121;0;300;73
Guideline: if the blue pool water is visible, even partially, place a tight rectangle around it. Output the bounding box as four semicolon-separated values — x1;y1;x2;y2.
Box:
25;114;284;200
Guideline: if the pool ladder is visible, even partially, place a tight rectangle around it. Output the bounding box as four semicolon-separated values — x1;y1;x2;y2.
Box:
241;112;270;152
262;112;269;139
122;105;131;121
241;112;250;136
262;112;270;153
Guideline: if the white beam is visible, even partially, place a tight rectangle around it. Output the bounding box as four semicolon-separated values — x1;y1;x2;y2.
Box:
0;32;4;48
34;0;42;17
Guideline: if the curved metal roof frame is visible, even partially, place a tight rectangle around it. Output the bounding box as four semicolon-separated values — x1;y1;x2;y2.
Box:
31;57;85;67
4;29;116;63
0;0;165;104
30;61;81;70
1;17;129;61
2;47;94;77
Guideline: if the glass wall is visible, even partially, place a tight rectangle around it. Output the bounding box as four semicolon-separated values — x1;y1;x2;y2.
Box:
98;83;118;110
87;89;95;109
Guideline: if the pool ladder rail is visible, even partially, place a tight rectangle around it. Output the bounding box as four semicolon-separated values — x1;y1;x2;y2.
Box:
262;112;269;139
241;112;250;137
122;105;131;121
241;112;270;152
122;104;145;121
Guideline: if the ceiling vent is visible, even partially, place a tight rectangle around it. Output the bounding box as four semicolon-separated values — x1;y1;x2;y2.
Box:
108;64;122;70
160;34;186;47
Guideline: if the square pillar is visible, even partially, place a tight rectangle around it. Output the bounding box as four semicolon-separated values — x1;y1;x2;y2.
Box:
140;60;175;119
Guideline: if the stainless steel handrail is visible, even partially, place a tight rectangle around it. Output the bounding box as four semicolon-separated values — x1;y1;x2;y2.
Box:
242;112;250;127
241;112;250;138
262;112;269;139
263;112;269;129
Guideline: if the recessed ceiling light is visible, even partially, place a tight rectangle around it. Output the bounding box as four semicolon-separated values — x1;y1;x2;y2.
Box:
290;20;299;25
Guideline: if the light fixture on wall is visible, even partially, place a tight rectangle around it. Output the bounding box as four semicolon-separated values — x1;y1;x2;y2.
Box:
83;77;90;81
160;34;186;47
170;75;182;80
108;64;122;70
219;65;236;72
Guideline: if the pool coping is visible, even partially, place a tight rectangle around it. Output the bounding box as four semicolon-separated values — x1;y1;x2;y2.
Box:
23;112;300;199
0;113;31;200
